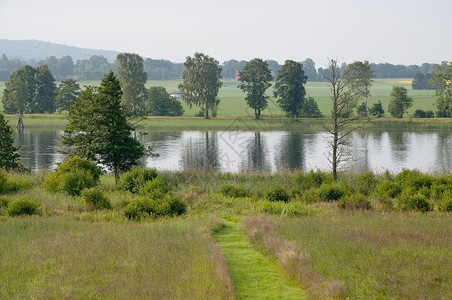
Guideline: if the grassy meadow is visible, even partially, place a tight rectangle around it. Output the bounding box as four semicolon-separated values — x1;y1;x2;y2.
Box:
1;169;452;299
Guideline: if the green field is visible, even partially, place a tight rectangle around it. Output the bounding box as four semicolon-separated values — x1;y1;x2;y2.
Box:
0;78;436;118
1;170;452;299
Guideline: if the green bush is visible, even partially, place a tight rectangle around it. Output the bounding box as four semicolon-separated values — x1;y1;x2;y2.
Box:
353;172;378;196
81;188;111;210
124;195;186;220
0;172;31;194
395;169;433;189
375;180;402;208
118;166;158;193
295;170;333;190
266;186;290;202
138;176;170;197
395;188;431;212
55;156;102;182
6;197;41;216
338;194;372;210
220;184;248;198
43;157;101;196
317;184;347;201
439;194;452;212
0;196;9;215
59;170;96;196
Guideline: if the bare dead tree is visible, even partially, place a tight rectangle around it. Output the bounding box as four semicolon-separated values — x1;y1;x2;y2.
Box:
322;59;359;181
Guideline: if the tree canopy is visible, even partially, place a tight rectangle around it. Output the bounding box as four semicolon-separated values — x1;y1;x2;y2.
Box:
55;78;80;113
388;86;413;118
179;53;222;119
343;61;373;118
63;72;145;184
274;60;307;118
146;86;184;116
117;53;148;117
238;58;273;119
430;62;452;118
0;112;24;171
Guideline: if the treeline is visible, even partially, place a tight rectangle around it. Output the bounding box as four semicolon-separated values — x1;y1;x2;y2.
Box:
0;53;440;82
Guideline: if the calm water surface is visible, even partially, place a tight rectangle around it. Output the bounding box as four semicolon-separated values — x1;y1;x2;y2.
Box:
12;129;452;174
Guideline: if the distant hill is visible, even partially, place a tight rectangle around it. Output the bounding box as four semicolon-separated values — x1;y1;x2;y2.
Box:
0;39;119;61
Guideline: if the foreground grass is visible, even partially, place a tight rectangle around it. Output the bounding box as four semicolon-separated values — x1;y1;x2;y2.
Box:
213;221;305;299
0;216;234;299
272;213;452;299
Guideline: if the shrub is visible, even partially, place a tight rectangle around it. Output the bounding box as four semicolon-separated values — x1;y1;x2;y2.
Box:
43;156;101;196
338;194;371;210
124;195;186;220
375;180;402;208
55;156;102;182
353;172;378;196
81;188;111;210
0;172;30;194
118;166;158;193
0;196;9;215
138;176;170;197
395;188;431;212
295;170;333;190
266;186;290;202
413;109;434;118
317;184;347;201
220;184;248;198
6;197;41;216
59;170;96;196
395;169;433;189
439;194;452;212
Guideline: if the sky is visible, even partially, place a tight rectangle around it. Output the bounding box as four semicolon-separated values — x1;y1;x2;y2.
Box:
1;0;451;66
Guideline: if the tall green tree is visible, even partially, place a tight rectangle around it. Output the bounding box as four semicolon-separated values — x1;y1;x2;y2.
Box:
273;60;307;117
33;65;56;113
117;53;148;117
343;61;373;119
55;78;80;113
430;62;452;117
322;59;359;181
179;53;222;119
0;112;24;171
63;72;145;184
2;65;36;115
388;86;413;118
238;58;273;119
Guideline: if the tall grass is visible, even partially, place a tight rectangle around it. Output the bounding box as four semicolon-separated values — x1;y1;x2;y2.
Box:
0;217;234;299
273;213;452;299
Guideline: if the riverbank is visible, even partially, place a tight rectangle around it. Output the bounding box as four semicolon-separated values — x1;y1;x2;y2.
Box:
5;113;452;131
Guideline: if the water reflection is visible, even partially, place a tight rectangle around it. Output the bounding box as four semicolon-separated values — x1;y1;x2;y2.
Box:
12;128;452;174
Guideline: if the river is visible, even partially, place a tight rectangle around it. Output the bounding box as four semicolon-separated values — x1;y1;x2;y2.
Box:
12;129;452;174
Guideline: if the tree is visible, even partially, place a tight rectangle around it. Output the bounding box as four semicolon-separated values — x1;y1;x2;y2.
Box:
178;53;222;119
0;112;24;171
2;65;36;115
299;96;322;118
33;65;56;113
322;59;359;181
63;72;145;184
369;100;385;117
343;61;373;119
302;58;319;81
388;86;413;118
273;60;307;117
430;62;452;117
146;86;184;116
55;78;80;113
238;58;273;119
117;53;148;117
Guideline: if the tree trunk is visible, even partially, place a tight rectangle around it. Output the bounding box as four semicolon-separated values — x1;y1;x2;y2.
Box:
114;165;120;185
332;130;338;182
365;95;370;120
16;115;24;130
205;102;209;119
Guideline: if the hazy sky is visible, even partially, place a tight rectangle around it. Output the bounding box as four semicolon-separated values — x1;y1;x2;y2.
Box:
1;0;451;65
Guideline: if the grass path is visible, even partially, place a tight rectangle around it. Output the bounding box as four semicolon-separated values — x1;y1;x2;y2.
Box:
213;221;305;300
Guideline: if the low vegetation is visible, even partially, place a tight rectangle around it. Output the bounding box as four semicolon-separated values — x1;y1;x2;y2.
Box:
0;167;451;298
